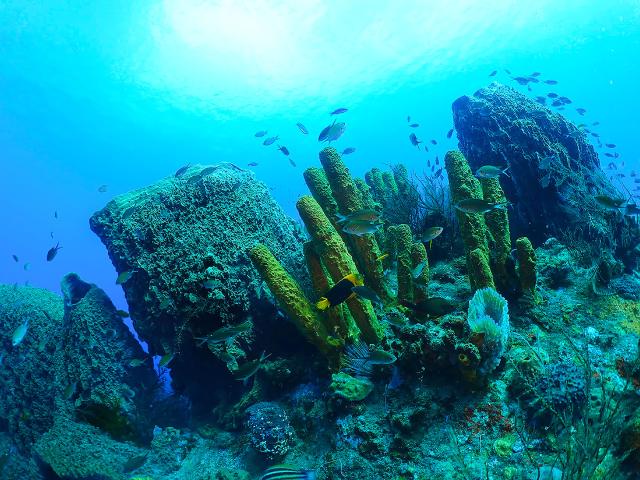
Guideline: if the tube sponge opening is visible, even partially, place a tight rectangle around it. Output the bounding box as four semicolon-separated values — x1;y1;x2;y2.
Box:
467;287;509;375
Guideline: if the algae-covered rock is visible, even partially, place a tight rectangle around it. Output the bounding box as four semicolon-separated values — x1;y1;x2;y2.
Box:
452;83;625;248
58;273;157;443
89;164;308;399
34;415;145;480
0;284;64;452
330;372;374;401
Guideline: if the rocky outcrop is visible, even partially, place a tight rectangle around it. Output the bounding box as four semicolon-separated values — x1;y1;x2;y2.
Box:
89;164;309;405
452;83;624;248
0;285;64;453
58;273;158;443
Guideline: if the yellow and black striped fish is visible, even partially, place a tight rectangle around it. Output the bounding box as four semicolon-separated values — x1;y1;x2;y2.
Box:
260;464;316;480
316;273;364;310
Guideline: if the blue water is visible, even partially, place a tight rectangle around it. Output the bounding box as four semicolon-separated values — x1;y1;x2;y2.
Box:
1;0;639;316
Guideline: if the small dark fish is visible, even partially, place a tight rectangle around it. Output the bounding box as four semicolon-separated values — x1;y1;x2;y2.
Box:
254;130;268;137
559;96;572;104
631;170;636;177
530;72;541;77
606;143;616;148
430;139;437;145
331;107;348;115
54;211;58;219
46;243;62;262
50;231;54;239
576;108;587;116
591;132;600;138
527;76;540;83
512;76;530;85
535;96;546;105
248;162;259;167
592;121;600;126
409;133;421;147
263;135;279;146
434;168;443;179
607;161;617;169
296;123;308;134
435;155;440;165
342;147;356;155
489;70;497;77
352;285;383;306
158;352;174;368
402;297;456;317
23;262;31;271
174;164;191;177
504;69;512;74
552;99;563;107
232;352;270;381
427;159;431;167
260;465;315;480
409;123;419;128
122;206;135;219
544;79;558;85
123;453;148;473
116;309;129;318
289;158;297;167
98;184;108;193
116;270;135;285
547;92;559;98
407;115;411;122
12;254;18;262
446;128;454;139
277;145;290;156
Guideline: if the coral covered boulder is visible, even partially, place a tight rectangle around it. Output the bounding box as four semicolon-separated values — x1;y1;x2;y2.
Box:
89;164;308;399
452;83;623;247
58;273;157;443
0;285;64;452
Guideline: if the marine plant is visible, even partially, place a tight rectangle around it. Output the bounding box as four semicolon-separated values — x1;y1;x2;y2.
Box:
467;287;509;376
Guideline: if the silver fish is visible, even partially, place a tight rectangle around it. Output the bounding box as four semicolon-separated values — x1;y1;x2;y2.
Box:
12;320;29;346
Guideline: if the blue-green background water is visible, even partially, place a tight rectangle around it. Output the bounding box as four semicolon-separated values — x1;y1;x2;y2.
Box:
1;0;639;316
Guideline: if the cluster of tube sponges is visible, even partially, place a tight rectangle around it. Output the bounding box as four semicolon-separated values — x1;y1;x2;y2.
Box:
444;151;537;297
251;148;394;367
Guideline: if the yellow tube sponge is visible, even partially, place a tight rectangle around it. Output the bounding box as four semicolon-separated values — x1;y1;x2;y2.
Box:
296;195;383;343
515;237;537;295
480;177;512;292
249;244;343;362
388;224;414;303
411;241;429;302
318;147;387;302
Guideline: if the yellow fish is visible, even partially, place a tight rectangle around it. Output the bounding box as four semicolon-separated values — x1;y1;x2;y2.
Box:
316;274;364;310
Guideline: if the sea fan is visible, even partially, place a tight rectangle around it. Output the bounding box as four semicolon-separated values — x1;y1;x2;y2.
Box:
341;342;373;378
467;287;509;375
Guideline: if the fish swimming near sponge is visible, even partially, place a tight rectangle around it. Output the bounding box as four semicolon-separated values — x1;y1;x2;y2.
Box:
316;273;364;310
